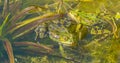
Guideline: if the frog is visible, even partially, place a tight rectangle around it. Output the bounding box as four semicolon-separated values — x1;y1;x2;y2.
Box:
48;21;74;46
34;19;74;58
34;23;48;40
68;9;114;41
34;19;74;46
68;9;97;26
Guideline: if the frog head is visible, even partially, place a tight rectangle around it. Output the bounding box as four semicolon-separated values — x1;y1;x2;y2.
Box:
48;23;74;46
49;31;74;46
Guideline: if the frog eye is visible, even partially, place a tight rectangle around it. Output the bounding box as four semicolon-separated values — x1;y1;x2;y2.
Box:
63;37;69;40
54;35;59;39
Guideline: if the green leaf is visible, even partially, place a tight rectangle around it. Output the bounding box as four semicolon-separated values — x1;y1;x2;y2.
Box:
12;23;37;39
0;13;10;36
8;13;54;33
12;13;66;39
8;13;65;34
9;6;40;25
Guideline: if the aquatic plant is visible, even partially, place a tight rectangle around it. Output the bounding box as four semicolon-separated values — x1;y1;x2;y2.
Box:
0;0;120;63
0;0;66;63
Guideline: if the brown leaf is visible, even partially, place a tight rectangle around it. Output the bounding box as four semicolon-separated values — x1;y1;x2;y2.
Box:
9;6;37;25
8;13;66;37
2;0;9;18
9;0;22;15
14;42;53;53
3;39;14;63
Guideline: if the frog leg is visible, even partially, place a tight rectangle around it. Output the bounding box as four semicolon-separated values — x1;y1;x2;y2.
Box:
58;43;67;58
34;29;39;41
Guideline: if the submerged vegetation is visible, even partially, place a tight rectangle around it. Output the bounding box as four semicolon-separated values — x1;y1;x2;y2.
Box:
0;0;120;63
